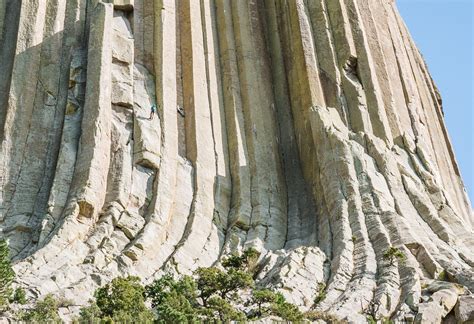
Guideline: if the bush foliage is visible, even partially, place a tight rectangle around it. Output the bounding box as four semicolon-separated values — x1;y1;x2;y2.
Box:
76;248;304;323
383;247;406;266
0;239;15;308
21;294;62;323
1;247;340;323
78;276;154;323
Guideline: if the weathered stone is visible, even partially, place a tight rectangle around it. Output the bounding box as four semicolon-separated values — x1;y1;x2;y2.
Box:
258;247;327;309
455;295;474;323
416;289;460;323
414;281;466;323
0;0;472;322
113;0;134;12
115;210;145;240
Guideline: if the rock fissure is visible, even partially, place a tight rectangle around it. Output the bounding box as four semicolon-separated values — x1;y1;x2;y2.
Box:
0;0;472;322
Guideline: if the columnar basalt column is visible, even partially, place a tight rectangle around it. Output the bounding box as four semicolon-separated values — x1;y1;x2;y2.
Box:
0;0;472;322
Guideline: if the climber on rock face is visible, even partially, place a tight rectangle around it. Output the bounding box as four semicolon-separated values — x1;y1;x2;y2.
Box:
177;105;185;117
149;103;157;120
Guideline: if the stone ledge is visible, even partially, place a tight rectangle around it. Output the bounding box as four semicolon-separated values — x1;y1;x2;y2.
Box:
113;0;134;12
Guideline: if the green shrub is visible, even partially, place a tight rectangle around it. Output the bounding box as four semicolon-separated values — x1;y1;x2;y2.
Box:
221;268;254;298
366;315;377;324
11;287;27;305
145;248;267;322
272;297;304;323
221;254;243;270
248;289;279;319
203;296;245;322
146;275;198;323
22;294;61;323
314;282;327;305
145;266;253;323
79;276;154;323
194;266;253;304
383;247;406;266
194;267;227;305
0;239;15;308
76;302;101;324
221;247;260;272
305;310;344;323
76;248;307;323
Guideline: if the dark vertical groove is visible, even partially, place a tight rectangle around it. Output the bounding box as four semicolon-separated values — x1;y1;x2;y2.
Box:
261;0;318;248
176;0;186;158
33;1;90;251
0;0;22;140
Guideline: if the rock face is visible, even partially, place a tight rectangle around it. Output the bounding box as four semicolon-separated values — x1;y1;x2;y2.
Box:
0;0;472;321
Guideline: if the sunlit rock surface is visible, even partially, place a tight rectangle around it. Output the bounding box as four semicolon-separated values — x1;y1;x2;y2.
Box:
0;0;472;321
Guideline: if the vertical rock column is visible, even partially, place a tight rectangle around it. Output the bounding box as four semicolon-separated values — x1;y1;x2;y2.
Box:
200;0;232;237
273;0;327;248
130;0;179;270
32;0;88;248
215;0;252;251
33;2;114;258
71;2;113;221
0;0;76;255
325;0;372;134
0;0;5;39
12;1;115;300
343;0;393;144
356;0;403;142
231;0;287;251
169;0;220;270
395;6;471;224
0;0;22;137
39;50;87;246
262;0;318;248
94;5;138;271
105;8;135;207
0;0;49;252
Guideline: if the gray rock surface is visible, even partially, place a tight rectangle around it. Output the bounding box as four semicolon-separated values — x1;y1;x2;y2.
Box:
0;0;472;322
456;295;474;323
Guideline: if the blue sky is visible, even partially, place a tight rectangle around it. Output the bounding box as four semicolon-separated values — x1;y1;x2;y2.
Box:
397;0;474;203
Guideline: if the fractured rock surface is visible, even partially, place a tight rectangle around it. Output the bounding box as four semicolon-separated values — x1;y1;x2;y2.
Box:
0;0;472;321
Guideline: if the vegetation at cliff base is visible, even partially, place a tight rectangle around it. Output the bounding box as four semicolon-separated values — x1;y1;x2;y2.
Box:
20;294;62;323
0;239;28;312
75;248;312;323
10;287;27;305
1;247;343;323
0;239;15;308
79;276;154;323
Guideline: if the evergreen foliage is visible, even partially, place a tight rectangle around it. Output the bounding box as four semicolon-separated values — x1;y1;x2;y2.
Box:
272;298;304;323
305;310;343;323
79;276;154;323
145;274;199;323
383;247;406;266
248;288;278;318
11;287;27;305
77;302;102;323
0;239;15;308
21;294;61;323
204;296;246;322
70;248;333;323
313;282;327;305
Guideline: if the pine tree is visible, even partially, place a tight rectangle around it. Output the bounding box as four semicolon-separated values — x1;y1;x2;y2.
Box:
78;276;154;323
